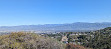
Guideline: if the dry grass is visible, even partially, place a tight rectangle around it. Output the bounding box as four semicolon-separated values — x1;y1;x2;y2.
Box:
0;32;65;49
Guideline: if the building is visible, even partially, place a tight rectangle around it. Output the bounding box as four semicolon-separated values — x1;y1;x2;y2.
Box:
61;36;68;43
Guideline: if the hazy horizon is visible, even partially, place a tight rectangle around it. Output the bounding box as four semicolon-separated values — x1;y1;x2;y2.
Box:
0;22;111;26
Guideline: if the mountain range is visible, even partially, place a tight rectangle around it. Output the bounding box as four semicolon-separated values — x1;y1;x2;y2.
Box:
0;22;111;32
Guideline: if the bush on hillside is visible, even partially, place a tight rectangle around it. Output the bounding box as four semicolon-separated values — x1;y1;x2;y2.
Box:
0;32;64;49
65;43;86;49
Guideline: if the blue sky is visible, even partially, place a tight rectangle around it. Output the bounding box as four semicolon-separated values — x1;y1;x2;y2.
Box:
0;0;111;26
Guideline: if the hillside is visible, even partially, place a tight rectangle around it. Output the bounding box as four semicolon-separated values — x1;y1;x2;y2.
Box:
0;22;111;32
0;32;64;49
83;27;111;49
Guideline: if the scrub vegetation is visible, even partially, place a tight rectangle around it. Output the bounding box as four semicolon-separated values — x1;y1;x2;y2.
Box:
0;32;65;49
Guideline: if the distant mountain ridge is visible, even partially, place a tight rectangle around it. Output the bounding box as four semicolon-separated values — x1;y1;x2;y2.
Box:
0;22;111;32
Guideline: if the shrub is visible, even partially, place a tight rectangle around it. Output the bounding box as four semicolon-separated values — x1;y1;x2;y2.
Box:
0;32;65;49
65;43;86;49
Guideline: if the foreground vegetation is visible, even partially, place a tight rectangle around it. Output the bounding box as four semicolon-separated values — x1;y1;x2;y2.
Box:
47;27;111;49
0;27;111;49
83;27;111;49
0;32;64;49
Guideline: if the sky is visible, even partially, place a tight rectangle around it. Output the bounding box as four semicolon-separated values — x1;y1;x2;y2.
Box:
0;0;111;26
